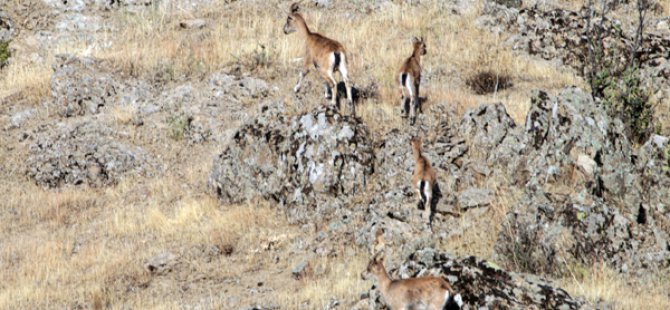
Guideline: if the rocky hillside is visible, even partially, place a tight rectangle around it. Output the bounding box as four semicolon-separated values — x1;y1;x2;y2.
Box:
1;0;669;309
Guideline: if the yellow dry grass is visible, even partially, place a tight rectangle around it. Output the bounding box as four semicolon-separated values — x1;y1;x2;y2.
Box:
0;0;663;309
0;0;583;126
0;163;301;309
0;61;51;104
561;263;670;309
277;252;370;309
442;176;523;259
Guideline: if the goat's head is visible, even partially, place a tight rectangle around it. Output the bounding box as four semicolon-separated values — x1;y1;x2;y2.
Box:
410;136;423;149
412;36;427;56
283;2;302;34
361;251;385;280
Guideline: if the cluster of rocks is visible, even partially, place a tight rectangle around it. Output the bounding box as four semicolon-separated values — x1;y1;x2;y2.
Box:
16;52;273;187
50;54;121;117
361;248;583;310
480;2;670;106
25;121;152;187
496;88;670;276
208;102;375;223
210;84;669;307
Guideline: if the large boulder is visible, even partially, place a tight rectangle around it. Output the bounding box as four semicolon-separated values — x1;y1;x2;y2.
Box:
26;121;152;187
208;102;375;223
50;54;121;117
364;248;584;310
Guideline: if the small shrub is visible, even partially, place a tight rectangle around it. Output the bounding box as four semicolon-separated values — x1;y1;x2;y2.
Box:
585;0;655;143
241;44;274;72
600;66;654;143
166;114;192;141
0;41;10;67
466;71;513;95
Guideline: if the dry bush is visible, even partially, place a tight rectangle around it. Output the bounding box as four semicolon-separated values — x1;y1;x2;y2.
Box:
466;70;513;95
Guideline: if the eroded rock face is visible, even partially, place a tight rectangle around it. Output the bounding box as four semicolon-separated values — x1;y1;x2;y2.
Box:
50;54;120;117
208;103;374;223
496;88;670;275
0;11;13;42
365;248;584;310
26;121;152;187
484;4;670;118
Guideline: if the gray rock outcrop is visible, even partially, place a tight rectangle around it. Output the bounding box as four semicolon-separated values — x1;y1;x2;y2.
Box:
26;121;152;187
50;54;120;117
0;10;13;42
209;102;375;223
496;88;670;275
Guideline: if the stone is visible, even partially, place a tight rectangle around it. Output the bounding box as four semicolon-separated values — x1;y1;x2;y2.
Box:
0;11;13;42
291;261;312;280
6;108;36;130
458;188;494;209
145;252;177;275
496;89;670;276
25;121;152;187
50;54;120;117
209;102;374;223
179;19;207;29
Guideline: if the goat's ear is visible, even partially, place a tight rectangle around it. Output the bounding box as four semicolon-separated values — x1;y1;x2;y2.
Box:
420;36;425;43
290;2;300;13
372;250;383;262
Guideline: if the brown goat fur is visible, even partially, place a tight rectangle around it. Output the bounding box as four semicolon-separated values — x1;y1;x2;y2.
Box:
398;36;427;125
283;2;354;115
410;136;436;230
361;252;462;310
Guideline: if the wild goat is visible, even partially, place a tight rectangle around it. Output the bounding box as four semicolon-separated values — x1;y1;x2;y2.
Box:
398;36;427;125
361;252;463;310
411;136;436;230
283;2;354;115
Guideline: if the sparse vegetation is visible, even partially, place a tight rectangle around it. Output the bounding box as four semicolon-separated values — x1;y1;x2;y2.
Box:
466;70;513;95
0;40;10;66
561;263;670;309
585;0;656;143
1;0;669;309
166;113;191;141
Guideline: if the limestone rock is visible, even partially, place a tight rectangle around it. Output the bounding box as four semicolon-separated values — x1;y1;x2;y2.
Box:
26;121;152;187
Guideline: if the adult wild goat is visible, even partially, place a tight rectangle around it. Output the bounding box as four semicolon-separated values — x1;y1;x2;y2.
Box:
361;251;464;310
283;2;354;115
398;36;427;125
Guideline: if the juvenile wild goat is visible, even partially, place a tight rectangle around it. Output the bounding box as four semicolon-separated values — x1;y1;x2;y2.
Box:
361;252;463;310
398;36;427;125
411;136;436;230
283;2;354;115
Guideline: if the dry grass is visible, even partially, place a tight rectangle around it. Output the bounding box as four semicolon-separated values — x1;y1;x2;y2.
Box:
0;61;51;104
442;177;523;259
0;0;662;309
0;1;583;125
0;172;304;309
276;252;369;309
561;263;670;309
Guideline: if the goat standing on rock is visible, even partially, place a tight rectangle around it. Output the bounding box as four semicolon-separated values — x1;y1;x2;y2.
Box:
398;36;427;125
361;251;463;310
411;136;437;231
283;2;354;115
